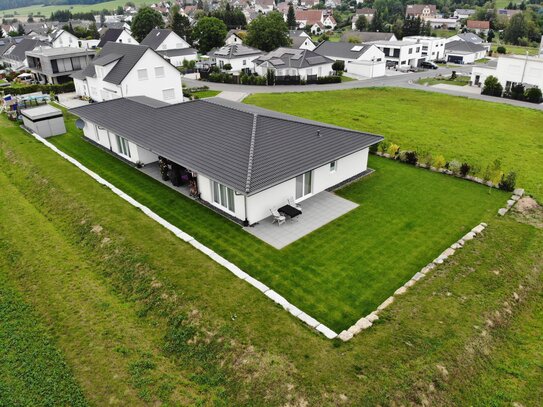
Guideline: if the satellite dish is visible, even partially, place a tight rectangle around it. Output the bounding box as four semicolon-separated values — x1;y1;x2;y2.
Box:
75;118;85;129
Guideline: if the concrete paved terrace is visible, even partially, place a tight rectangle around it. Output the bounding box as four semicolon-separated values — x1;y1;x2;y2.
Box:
244;191;358;249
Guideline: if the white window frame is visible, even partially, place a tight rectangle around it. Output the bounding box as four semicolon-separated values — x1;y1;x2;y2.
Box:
162;88;175;101
115;135;131;158
295;171;312;200
154;66;165;78
212;181;235;213
137;68;148;81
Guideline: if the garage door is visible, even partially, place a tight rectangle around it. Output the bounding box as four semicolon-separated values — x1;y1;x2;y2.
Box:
447;55;463;64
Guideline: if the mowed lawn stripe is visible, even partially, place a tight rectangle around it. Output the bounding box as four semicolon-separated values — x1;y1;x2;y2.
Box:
0;170;207;406
244;88;543;200
47;109;507;331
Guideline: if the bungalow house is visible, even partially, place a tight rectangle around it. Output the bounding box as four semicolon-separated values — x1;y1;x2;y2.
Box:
289;30;316;51
466;20;490;35
140;28;197;66
444;40;486;64
26;46;96;84
69;96;382;226
470;54;543;90
426;18;459;30
454;9;476;19
207;44;262;73
313;41;386;78
49;29;79;48
405;4;437;21
97;27;138;48
254;0;275;14
72;42;183;104
351;8;376;30
253;47;334;80
403;35;446;61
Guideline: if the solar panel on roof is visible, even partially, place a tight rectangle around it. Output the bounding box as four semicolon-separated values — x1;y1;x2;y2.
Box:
351;45;363;51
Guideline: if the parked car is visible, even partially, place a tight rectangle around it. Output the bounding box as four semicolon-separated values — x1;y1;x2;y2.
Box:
420;61;438;70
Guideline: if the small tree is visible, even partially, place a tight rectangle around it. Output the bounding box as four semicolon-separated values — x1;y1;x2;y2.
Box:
509;83;525;100
498;171;517;191
287;3;297;30
486;29;495;42
355;15;368;31
245;12;290;52
482;75;503;97
222;63;232;71
497;45;506;54
131;6;164;42
192;17;227;54
525;87;542;103
332;60;344;74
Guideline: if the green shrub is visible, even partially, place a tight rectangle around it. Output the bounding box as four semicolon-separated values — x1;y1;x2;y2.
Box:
387;143;400;157
1;82;75;95
483;159;503;184
497;46;506;54
525;87;542;103
498;171;517;191
482;75;503;97
448;159;461;175
460;162;471;177
399;150;418;165
316;76;342;84
222;63;232;71
432;155;446;169
377;140;391;154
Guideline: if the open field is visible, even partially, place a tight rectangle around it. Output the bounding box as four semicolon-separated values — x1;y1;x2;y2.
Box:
0;107;542;405
245;88;543;200
491;43;540;56
48;106;507;331
417;75;470;86
0;0;149;17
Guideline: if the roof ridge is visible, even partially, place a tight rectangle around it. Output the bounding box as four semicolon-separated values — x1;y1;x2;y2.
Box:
245;113;258;193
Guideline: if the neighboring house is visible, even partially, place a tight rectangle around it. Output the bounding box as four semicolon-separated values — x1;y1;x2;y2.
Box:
444;40;486;64
294;10;335;30
405;4;437;20
253;47;334;79
466;20;490;35
289;30;316;51
454;9;476;19
72;42;183;104
225;30;244;45
313;41;385;78
207;44;262;73
426;18;459;30
1;24;17;37
497;9;522;19
97;28;137;48
340;31;397;43
49;29;79;48
471;54;543;89
369;40;423;69
26;47;96;84
325;0;342;8
254;0;275;13
140;28;197;66
70;96;383;225
0;38;47;69
447;32;485;45
403;36;446;61
351;8;376;30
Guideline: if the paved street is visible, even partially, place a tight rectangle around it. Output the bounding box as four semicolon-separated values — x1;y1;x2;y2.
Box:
184;66;543;110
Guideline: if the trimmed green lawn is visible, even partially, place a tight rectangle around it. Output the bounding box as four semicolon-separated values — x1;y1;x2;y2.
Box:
245;88;543;200
192;90;221;99
340;75;356;82
491;43;539;56
417;75;470;86
47;108;507;331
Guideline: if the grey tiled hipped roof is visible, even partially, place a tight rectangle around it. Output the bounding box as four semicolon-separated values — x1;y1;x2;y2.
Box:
72;42;149;84
70;97;382;195
314;41;373;59
253;47;333;69
445;40;485;54
340;31;395;43
207;44;262;59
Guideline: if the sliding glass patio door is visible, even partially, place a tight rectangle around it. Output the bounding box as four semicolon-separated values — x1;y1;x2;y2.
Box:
295;171;312;200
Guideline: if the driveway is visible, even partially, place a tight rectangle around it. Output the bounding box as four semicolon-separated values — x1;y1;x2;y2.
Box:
184;65;543;110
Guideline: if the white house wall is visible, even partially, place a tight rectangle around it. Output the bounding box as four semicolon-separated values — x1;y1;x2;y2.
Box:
197;173;247;221
117;29;138;45
246;148;369;224
157;31;190;50
347;59;385;78
215;55;260;72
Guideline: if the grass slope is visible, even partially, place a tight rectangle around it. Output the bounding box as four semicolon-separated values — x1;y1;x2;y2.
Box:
1;0;149;17
48;107;506;331
245;88;543;200
0;113;542;405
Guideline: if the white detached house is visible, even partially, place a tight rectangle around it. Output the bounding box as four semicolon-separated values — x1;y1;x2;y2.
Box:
97;27;138;47
49;29;79;48
72;42;183;104
140;28;197;67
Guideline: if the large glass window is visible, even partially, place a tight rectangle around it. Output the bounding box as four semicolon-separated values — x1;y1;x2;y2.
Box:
115;135;131;158
212;181;235;212
295;171;312;199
